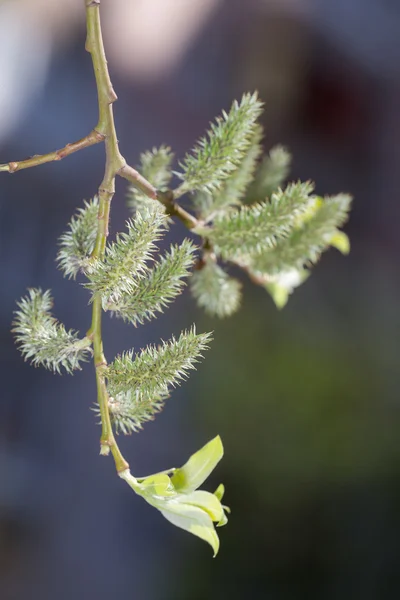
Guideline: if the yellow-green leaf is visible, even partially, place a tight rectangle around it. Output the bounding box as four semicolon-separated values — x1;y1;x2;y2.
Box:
217;511;228;527
139;473;175;497
214;483;225;502
118;437;227;556
330;231;350;254
175;490;224;522
171;435;224;493
264;269;309;309
160;503;220;557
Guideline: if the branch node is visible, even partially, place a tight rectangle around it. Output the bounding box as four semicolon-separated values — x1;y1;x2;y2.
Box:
100;443;111;456
117;164;158;200
95;360;107;369
56;145;71;160
116;460;130;473
98;186;114;197
109;89;118;104
93;129;106;142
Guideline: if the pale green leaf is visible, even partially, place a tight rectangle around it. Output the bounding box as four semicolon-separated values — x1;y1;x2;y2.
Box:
330;231;350;254
217;512;228;527
119;436;227;556
160;503;220;557
264;269;310;309
214;483;225;502
175;490;224;523
161;502;219;557
139;473;176;497
214;482;230;526
171;435;224;493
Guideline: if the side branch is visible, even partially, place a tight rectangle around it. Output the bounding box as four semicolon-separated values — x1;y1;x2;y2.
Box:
0;129;105;173
118;166;199;230
118;164;158;199
157;190;199;230
86;0;129;472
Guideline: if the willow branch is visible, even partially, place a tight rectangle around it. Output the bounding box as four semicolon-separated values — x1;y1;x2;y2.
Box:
0;29;199;234
0;129;105;173
85;0;128;473
84;0;198;471
2;3;202;472
156;190;200;229
118;164;158;199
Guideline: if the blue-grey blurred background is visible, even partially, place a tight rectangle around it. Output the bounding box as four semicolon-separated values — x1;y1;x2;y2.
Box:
1;0;400;598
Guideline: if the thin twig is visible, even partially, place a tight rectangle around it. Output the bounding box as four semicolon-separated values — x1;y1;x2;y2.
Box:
156;190;200;230
118;167;200;229
118;164;158;199
0;129;105;173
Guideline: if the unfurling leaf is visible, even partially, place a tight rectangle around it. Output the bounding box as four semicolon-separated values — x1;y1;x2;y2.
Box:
330;231;350;255
119;436;228;556
171;435;224;493
56;197;99;279
191;259;242;318
160;501;221;556
263;269;310;309
176;92;263;195
12;288;91;373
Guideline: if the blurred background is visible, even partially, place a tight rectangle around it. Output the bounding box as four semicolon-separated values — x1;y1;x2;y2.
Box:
1;0;400;598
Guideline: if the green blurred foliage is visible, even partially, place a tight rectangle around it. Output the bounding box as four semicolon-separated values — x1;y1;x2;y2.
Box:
169;252;400;598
